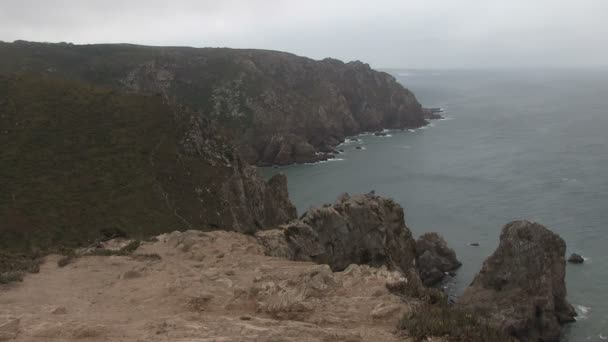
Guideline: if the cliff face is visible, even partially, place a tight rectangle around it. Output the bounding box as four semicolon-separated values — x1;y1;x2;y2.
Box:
0;75;295;266
0;41;431;165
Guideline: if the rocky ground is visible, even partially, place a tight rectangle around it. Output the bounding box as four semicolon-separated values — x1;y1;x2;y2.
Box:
0;230;416;342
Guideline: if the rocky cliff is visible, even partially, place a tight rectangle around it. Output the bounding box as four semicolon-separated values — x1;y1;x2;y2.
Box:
0;41;434;165
0;74;295;272
458;221;576;341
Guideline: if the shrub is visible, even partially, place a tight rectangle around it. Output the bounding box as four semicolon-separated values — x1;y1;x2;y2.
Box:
399;303;513;342
0;271;24;284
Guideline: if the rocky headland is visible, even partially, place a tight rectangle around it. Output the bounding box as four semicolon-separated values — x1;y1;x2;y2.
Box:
0;41;438;166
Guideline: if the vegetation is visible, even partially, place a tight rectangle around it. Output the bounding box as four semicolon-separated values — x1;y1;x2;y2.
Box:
0;74;235;277
399;303;514;342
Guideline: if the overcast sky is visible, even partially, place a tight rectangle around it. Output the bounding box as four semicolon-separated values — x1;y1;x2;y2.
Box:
1;0;607;69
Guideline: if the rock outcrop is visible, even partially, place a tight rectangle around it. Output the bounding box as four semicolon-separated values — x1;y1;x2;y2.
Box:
0;41;435;166
415;233;461;286
458;220;576;341
256;193;422;285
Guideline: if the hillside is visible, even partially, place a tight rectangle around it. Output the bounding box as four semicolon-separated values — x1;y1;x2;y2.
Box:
0;74;295;273
0;41;434;165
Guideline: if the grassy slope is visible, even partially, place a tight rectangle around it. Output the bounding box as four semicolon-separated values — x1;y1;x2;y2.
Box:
0;74;233;272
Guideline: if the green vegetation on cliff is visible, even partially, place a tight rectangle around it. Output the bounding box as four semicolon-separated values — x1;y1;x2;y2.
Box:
0;74;235;271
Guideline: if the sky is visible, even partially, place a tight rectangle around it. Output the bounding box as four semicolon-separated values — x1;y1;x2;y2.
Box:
1;0;607;69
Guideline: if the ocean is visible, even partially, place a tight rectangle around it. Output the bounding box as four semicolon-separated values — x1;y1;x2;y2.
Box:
261;69;608;341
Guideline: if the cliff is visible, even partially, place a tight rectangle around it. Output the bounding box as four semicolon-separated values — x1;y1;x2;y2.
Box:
0;41;433;165
0;74;295;272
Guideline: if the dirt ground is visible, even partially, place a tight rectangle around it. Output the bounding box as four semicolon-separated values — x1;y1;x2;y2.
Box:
0;230;415;342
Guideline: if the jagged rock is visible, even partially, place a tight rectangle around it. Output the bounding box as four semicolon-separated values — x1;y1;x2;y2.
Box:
567;253;584;264
458;220;576;342
221;159;297;232
256;193;421;285
415;233;461;286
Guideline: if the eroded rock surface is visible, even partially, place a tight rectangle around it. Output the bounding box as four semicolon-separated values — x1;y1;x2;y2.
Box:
256;193;422;285
458;220;576;341
0;230;413;342
415;232;461;286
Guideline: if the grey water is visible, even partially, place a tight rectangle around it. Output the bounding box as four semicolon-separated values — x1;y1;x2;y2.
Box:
262;69;608;341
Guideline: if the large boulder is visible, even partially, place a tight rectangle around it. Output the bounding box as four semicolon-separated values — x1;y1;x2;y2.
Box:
458;221;576;341
256;193;420;283
415;232;461;286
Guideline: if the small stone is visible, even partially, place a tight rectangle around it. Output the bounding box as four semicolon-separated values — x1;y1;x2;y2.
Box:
51;306;68;315
120;270;142;279
370;304;401;319
469;242;480;247
568;253;584;264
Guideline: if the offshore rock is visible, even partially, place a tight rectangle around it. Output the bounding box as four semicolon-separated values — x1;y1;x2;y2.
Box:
458;221;576;341
415;233;461;286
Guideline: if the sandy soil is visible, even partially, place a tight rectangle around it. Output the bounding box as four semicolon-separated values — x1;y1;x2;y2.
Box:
0;230;414;341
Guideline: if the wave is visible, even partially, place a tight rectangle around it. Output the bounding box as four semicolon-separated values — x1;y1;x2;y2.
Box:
408;129;416;133
574;305;590;320
600;333;607;340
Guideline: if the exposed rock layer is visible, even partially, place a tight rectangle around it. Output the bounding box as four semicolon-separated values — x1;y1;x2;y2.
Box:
458;220;576;342
0;41;434;165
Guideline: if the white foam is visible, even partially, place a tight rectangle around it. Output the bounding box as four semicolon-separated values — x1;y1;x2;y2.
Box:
575;305;590;320
599;333;607;340
377;134;393;138
408;129;416;133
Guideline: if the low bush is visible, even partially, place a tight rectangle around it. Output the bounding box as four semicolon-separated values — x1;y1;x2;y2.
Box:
399;303;513;342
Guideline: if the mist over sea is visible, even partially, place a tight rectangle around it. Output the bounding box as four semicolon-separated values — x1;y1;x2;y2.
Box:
263;69;608;341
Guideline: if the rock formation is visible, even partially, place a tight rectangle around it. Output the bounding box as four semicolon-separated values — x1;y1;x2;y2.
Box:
0;41;436;166
415;232;461;286
458;220;576;341
257;193;430;287
256;193;418;272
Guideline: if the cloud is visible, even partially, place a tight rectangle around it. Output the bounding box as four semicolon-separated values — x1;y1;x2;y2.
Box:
1;0;607;68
